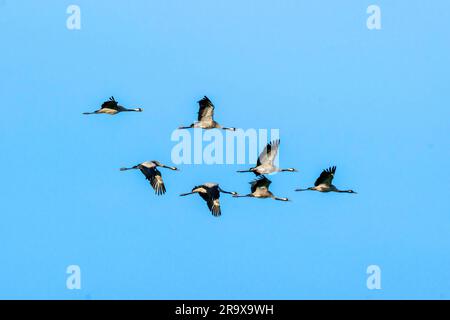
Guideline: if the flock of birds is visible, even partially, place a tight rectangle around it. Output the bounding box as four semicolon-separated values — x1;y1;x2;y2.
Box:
84;96;357;217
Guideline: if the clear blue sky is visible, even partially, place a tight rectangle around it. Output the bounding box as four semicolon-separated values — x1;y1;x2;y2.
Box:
0;0;449;299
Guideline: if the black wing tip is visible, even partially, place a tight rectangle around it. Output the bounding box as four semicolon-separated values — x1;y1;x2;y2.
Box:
207;197;221;217
270;139;280;145
211;207;221;217
323;166;336;173
253;175;269;182
198;96;211;103
154;184;166;195
150;175;166;195
250;176;271;190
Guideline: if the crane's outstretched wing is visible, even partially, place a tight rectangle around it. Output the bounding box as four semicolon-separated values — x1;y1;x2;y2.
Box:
140;167;166;195
250;176;271;193
101;96;119;110
206;197;221;217
314;166;336;187
200;185;221;217
257;140;280;166
197;96;215;122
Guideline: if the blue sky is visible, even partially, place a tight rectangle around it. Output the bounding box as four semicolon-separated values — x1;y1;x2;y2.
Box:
0;0;449;299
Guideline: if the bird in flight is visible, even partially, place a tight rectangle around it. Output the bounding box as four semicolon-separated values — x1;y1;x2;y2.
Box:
295;166;357;194
180;183;237;217
237;139;297;176
83;96;143;115
178;96;236;131
120;161;178;195
233;176;289;201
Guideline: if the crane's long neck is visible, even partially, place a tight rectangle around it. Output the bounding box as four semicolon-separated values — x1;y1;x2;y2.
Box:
219;188;237;195
124;108;143;112
237;168;255;173
160;164;179;171
233;194;253;198
272;195;289;201
178;124;194;129
280;168;297;172
180;191;197;197
336;189;356;194
295;187;314;192
120;165;139;171
221;126;236;131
